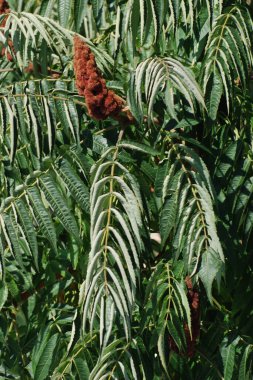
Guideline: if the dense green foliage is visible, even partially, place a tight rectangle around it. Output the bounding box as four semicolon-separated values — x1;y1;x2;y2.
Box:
0;0;252;379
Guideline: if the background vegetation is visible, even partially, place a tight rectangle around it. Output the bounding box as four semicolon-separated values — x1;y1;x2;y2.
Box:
0;0;252;379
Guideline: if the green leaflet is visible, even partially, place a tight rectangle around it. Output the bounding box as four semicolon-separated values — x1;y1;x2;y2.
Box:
39;173;80;241
158;324;169;377
199;248;224;303
58;158;90;214
155;157;171;197
0;238;4;281
27;187;57;253
31;325;52;373
39;0;55;17
221;338;238;380
215;141;240;178
74;0;88;32
0;281;8;310
239;345;253;380
34;333;59;380
160;191;178;248
206;70;223;121
119;141;160;156
1;212;24;268
54;82;77;142
167;319;181;349
14;83;29;141
15;198;39;270
57;0;70;28
174;281;191;337
74;357;90;380
3;98;18;164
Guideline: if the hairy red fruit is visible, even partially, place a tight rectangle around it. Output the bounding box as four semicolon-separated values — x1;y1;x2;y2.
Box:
73;35;123;120
169;276;200;358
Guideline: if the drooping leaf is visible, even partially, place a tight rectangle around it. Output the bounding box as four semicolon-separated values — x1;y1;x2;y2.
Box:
199;248;224;302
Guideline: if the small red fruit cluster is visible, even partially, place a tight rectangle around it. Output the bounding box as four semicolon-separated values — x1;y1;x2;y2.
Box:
73;35;123;120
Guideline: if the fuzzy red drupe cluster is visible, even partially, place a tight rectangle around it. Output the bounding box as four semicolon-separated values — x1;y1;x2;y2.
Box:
169;276;200;357
73;35;123;120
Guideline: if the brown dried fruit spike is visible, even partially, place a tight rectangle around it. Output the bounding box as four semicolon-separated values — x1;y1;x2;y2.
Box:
73;35;123;120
